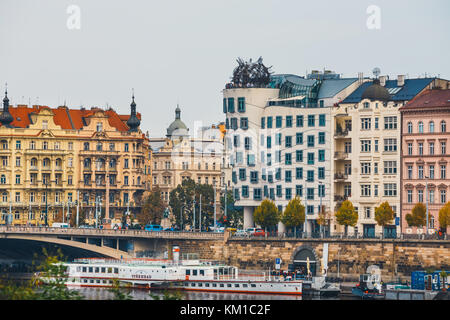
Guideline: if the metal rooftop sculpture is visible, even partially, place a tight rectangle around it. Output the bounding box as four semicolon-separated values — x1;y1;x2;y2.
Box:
231;57;273;88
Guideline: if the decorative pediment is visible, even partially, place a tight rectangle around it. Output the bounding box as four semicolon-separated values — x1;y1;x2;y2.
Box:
404;183;414;189
427;183;436;189
438;158;448;164
91;131;109;139
39;129;55;138
416;183;425;189
437;183;448;189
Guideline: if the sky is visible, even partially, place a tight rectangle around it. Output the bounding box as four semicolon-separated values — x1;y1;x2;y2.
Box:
0;0;449;137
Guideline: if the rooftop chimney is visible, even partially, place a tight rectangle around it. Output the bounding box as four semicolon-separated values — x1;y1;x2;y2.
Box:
379;75;387;87
398;75;405;87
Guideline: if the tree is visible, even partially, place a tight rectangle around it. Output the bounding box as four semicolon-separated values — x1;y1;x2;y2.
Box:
438;202;450;232
253;199;280;233
405;203;428;228
138;186;167;226
169;178;215;230
375;201;395;234
219;190;243;229
317;205;332;238
281;197;305;236
335;200;358;235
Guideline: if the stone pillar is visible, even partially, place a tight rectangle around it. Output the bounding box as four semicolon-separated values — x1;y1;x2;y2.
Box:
278;221;286;234
243;206;254;229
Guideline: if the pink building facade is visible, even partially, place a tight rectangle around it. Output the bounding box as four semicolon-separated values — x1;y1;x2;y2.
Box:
400;89;450;234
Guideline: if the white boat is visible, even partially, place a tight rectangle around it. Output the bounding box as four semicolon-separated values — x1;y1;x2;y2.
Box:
59;257;302;295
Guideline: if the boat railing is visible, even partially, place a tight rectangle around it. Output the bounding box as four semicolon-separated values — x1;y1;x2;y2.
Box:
71;258;227;267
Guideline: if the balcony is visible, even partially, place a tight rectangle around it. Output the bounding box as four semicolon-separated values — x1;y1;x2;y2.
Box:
334;151;349;160
334;130;350;138
334;172;349;181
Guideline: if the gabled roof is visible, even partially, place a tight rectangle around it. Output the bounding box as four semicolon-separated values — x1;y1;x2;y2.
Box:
1;105;140;132
342;78;435;103
399;89;450;111
317;78;358;99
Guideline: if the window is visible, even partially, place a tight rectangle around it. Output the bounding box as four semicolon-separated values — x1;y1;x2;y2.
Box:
285;170;292;183
361;185;371;197
42;141;48;150
267;116;273;128
240;117;248;130
237;97;245;112
296;167;303;179
276;116;282;128
244;137;252;150
223;98;227;113
296;115;303;127
441;120;447;133
441;142;446;155
307;188;314;200
242;186;249;198
296;133;303;145
15;141;21;150
124;143;129;152
384;161;397;174
407;165;413;179
15;175;20;184
384;117;397;130
429;121;435;133
361;162;371;175
286;116;293;127
250;171;258;183
384;184;397;196
418;121;424;133
375;117;379;129
296;150;303;162
96;122;103;132
318;150;325;162
15;157;20;167
407;190;413;203
407;122;413;133
407;143;413;155
227;98;235;113
275;133;282;145
285;136;292;148
307;170;314;182
307;153;314;165
361;140;371;152
361;118;371;130
418;189;424;203
68;142;73;150
42;120;48;129
418;143;423;155
30;141;36;150
384;139;397;152
441;190;447;204
319;114;326;126
429;142;434;155
285;153;292;165
296;185;303;197
418;165;424;179
318;167;325;180
441;165;446;179
285;188;292;200
308;115;315;127
318;132;325;144
429;165;435;179
307;135;315;147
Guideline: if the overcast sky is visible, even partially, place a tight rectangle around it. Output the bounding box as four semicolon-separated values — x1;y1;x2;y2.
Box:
0;0;449;137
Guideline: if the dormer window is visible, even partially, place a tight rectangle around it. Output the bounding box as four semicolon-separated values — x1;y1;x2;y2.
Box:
42;120;48;130
96;122;103;132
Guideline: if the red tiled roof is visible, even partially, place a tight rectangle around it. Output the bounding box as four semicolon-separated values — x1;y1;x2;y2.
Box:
1;105;136;132
400;89;450;111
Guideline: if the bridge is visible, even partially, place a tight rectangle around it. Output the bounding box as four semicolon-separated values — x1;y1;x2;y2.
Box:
0;226;224;260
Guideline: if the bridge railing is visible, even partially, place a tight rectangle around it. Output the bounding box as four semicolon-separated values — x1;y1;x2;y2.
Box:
0;226;224;239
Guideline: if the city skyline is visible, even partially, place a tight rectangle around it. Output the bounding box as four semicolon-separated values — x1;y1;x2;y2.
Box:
1;0;450;138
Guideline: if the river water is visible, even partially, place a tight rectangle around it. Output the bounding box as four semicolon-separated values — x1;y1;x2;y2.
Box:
70;287;359;300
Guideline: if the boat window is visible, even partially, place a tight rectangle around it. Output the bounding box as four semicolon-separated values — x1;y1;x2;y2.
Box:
243;284;248;288
234;284;239;288
227;284;232;288
90;279;94;283
205;283;210;287
114;268;119;274
96;280;100;284
108;267;112;273
184;282;189;287
82;267;87;273
220;284;224;288
193;270;198;276
200;270;205;276
212;283;217;287
186;269;190;276
95;267;99;273
251;284;256;288
89;267;93;273
101;267;106;273
198;283;203;287
191;283;196;287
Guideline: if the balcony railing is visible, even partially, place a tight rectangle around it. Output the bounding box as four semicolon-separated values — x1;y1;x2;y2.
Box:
334;172;349;181
334;151;349;160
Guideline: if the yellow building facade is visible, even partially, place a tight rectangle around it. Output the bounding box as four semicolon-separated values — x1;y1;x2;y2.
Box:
0;91;151;226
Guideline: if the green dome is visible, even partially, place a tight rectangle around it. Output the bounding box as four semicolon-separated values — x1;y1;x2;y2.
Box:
361;79;390;102
166;106;189;137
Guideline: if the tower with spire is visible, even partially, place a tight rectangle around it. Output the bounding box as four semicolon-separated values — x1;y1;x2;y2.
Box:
126;90;141;132
0;85;14;128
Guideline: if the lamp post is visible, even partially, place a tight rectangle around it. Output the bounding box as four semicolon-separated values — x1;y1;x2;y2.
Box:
425;175;429;235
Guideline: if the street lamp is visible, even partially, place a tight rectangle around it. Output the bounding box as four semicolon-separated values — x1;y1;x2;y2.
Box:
425;175;429;235
43;178;55;227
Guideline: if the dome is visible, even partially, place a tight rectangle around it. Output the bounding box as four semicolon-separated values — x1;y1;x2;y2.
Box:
166;106;189;138
0;90;14;127
126;94;140;132
361;79;391;102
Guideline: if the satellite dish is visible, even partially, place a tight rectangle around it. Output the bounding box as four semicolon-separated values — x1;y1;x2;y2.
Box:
372;67;381;78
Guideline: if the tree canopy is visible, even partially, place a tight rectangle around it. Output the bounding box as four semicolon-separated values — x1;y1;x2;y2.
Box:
405;203;427;227
137;186;167;225
374;201;395;227
335;200;358;234
253;199;280;230
281;197;305;229
438;202;450;230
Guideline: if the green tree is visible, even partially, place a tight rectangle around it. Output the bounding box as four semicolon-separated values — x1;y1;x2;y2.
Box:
169;178;215;230
281;197;305;236
219;190;243;229
375;201;395;237
405;203;427;228
253;199;280;233
33;248;84;300
438;202;450;232
108;279;132;300
335;200;358;236
138;186;167;225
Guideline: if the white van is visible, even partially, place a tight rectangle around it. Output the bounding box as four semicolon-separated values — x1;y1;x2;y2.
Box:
52;223;69;228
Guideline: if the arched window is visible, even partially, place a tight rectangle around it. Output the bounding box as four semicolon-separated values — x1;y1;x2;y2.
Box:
84;158;91;168
137;176;141;185
429;121;435;133
43;158;50;168
418;121;424;133
441;120;447;133
407;122;413;133
55;158;62;168
30;158;37;167
2;192;7;202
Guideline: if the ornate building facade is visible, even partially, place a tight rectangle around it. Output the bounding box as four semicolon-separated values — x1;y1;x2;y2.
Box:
0;90;151;226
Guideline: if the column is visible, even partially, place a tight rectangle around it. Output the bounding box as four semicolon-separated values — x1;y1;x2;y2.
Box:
243;206;254;229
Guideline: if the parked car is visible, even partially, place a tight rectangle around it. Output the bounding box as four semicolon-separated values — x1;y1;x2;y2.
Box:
129;224;142;230
164;227;180;231
52;223;69;228
226;227;237;235
144;224;163;231
246;227;266;237
235;229;248;237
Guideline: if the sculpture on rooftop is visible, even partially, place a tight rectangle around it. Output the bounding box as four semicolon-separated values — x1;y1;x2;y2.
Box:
231;57;273;88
